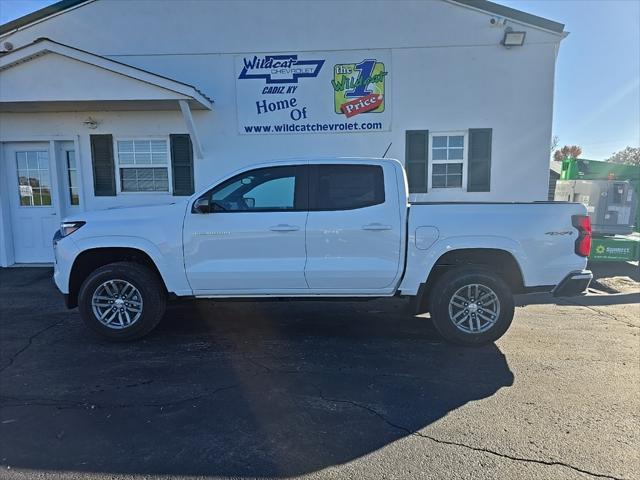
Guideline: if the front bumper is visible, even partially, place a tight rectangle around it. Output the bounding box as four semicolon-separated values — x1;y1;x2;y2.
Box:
61;293;73;309
552;270;593;297
52;231;79;298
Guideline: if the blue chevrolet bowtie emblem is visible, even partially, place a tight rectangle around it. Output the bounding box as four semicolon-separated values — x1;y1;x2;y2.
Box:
239;55;325;84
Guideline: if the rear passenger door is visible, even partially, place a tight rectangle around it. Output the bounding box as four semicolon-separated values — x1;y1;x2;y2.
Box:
305;163;403;292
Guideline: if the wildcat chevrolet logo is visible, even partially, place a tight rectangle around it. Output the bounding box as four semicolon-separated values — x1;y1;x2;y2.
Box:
238;55;325;84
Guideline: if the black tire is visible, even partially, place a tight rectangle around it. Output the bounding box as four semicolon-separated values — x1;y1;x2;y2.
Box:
78;262;166;341
428;267;514;346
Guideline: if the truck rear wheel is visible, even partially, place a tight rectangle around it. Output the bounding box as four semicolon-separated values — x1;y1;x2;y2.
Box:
78;262;166;341
429;267;514;346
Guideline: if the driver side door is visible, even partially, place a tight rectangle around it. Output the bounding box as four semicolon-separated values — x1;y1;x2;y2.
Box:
183;165;309;294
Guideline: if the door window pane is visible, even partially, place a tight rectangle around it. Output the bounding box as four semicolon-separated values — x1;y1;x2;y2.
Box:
16;151;52;206
66;150;80;206
26;153;39;170
16;152;27;170
210;166;298;211
312;164;385;210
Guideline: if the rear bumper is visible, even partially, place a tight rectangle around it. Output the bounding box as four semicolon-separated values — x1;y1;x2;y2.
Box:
552;270;593;297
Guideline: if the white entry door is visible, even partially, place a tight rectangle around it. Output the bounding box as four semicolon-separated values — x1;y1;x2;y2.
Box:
4;143;61;263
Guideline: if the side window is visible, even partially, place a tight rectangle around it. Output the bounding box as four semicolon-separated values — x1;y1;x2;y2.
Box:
311;164;385;211
244;176;295;209
206;166;304;212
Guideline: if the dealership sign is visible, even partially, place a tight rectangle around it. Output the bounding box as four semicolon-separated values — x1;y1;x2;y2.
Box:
235;50;391;134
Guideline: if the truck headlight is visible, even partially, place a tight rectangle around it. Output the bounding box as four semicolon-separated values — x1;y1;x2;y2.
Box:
60;221;85;237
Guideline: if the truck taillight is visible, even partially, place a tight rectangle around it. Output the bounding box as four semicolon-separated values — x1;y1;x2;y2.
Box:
572;215;592;257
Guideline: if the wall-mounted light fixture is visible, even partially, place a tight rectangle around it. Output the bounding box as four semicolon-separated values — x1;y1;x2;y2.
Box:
83;116;99;129
501;27;526;48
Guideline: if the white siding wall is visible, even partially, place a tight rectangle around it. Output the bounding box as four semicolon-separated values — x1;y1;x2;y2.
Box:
0;0;563;264
1;111;187;213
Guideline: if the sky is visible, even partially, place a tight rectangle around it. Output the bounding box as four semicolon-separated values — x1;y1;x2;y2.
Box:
0;0;638;160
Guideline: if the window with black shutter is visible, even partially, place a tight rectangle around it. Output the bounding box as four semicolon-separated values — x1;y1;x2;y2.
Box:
430;133;465;189
405;130;429;193
90;134;116;196
467;128;493;192
116;139;170;192
170;134;194;196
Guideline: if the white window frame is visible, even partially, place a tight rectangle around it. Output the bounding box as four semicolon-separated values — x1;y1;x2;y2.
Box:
63;148;81;208
113;137;172;194
15;150;54;208
428;131;468;191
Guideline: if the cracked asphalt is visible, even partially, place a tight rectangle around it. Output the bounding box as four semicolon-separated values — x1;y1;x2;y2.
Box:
0;267;638;480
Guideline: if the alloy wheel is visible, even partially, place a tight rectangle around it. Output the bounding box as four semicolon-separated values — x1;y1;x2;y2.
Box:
91;279;143;330
447;283;501;334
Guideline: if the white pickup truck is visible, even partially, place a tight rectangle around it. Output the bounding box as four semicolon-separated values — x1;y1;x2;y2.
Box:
53;158;593;346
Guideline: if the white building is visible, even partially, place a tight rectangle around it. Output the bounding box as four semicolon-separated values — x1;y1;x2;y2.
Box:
0;0;566;265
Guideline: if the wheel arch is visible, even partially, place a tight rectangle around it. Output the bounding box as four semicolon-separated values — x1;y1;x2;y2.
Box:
412;247;525;315
67;247;168;308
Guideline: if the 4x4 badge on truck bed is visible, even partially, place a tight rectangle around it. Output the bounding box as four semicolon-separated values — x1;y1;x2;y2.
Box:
545;231;574;236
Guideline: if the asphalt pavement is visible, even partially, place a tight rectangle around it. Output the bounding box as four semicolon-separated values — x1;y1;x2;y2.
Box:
0;267;638;480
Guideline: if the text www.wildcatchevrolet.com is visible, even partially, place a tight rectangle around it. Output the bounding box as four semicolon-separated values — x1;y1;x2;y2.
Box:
243;120;384;134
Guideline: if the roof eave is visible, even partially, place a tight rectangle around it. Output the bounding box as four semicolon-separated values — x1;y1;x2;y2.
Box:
1;0;566;40
0;38;213;109
450;0;565;35
0;0;89;37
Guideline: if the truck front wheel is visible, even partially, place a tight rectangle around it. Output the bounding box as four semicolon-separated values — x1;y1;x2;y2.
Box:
78;262;166;341
429;267;514;346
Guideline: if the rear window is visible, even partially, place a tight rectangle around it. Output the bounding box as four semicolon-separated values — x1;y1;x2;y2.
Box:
311;164;385;210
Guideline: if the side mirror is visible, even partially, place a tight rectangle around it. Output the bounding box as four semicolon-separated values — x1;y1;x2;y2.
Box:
244;197;255;209
211;201;227;212
193;197;211;214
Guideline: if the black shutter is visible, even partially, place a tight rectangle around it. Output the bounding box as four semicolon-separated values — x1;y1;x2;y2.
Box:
90;134;116;196
467;128;492;192
405;130;429;193
170;134;194;196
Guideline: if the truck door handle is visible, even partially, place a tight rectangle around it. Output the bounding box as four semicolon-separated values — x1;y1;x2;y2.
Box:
269;224;300;232
362;223;392;231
